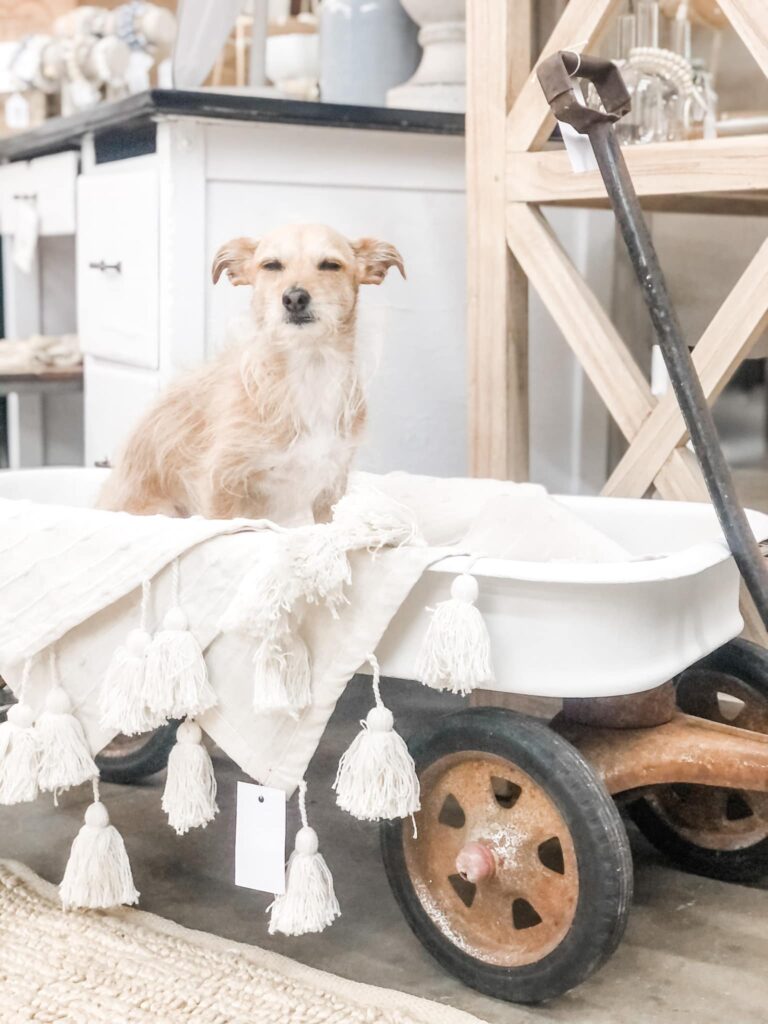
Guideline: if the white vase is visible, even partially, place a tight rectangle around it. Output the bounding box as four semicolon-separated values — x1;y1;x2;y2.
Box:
387;0;465;112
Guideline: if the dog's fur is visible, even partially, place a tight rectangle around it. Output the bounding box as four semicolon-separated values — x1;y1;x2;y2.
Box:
98;223;404;524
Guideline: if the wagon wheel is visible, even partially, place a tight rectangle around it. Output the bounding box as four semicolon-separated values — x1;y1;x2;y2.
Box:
95;723;179;785
380;708;633;1004
0;677;176;785
629;638;768;882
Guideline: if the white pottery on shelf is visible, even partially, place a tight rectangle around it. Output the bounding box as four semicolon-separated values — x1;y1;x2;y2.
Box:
387;0;465;112
319;0;420;107
266;32;320;100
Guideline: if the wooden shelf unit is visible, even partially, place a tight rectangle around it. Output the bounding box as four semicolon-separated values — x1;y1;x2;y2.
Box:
466;0;768;639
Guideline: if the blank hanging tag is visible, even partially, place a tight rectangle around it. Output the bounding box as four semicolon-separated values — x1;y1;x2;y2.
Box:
12;200;38;274
235;781;286;895
560;121;599;174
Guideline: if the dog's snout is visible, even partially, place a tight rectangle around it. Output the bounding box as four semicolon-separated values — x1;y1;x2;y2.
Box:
282;287;311;313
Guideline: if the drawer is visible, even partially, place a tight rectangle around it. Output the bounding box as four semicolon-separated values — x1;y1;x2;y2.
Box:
84;356;161;468
0;151;78;235
77;170;159;369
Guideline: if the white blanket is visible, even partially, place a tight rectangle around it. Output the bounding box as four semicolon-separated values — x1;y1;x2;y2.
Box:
0;472;629;794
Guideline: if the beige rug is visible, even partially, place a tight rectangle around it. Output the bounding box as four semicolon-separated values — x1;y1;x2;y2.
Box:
0;860;483;1024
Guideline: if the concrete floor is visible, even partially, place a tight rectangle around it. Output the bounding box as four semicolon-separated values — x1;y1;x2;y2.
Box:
2;677;768;1023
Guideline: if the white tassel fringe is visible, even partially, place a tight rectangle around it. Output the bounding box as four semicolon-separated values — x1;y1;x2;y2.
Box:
37;678;97;794
145;561;217;719
0;702;39;805
252;630;312;716
218;535;301;636
60;782;139;910
333;655;419;821
162;720;218;835
416;574;494;696
332;488;420;551
290;527;351;616
268;781;340;937
100;581;165;735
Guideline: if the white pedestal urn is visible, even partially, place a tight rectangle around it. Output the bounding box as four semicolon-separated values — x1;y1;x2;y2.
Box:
387;0;465;112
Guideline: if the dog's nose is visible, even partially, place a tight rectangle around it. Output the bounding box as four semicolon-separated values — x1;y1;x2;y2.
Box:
282;287;311;314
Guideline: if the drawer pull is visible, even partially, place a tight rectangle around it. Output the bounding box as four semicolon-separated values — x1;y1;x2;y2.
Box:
12;192;37;201
88;259;122;273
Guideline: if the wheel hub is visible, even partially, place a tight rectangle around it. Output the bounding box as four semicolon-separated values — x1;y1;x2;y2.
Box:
456;841;496;883
404;751;579;967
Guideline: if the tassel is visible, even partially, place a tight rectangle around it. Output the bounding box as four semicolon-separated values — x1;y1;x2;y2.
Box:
333;655;419;821
100;580;166;736
59;780;139;910
332;487;420;551
252;628;312;717
290;527;351;617
416;573;494;696
219;533;302;636
36;650;98;793
0;694;39;806
268;780;340;937
145;559;217;719
161;719;218;835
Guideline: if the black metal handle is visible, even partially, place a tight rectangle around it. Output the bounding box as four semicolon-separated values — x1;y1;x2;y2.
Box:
12;192;37;201
537;57;768;632
88;260;122;273
537;51;631;133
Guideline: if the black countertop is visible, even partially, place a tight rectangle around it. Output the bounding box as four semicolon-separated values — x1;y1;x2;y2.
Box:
0;88;465;163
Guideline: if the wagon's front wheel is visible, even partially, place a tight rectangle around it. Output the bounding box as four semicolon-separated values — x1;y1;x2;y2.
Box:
380;708;633;1004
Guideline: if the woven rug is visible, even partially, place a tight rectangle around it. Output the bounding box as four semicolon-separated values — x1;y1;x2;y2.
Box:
0;861;484;1024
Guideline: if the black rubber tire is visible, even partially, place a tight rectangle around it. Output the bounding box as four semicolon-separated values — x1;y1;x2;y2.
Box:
629;638;768;883
95;721;179;785
380;707;633;1004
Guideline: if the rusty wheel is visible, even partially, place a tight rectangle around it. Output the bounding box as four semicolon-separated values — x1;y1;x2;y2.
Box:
381;708;632;1004
630;638;768;882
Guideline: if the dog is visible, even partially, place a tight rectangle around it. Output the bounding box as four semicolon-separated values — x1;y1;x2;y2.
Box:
98;223;404;524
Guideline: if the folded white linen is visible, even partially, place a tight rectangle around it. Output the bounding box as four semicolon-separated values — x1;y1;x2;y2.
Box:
0;472;630;796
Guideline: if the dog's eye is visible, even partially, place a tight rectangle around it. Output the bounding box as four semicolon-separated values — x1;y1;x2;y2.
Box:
261;260;284;271
318;259;342;271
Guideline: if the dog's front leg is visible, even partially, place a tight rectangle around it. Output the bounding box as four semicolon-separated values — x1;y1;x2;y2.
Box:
312;473;349;524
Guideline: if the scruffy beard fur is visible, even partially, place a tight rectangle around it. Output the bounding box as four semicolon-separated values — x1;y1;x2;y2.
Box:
98;224;404;525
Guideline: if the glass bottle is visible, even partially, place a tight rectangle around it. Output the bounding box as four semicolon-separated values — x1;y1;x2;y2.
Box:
615;13;642;146
634;1;672;142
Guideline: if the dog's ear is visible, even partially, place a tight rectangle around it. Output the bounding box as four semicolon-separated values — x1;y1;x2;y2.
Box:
212;237;258;285
352;238;406;285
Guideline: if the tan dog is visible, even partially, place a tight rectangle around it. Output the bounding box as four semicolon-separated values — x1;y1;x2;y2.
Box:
98;223;404;523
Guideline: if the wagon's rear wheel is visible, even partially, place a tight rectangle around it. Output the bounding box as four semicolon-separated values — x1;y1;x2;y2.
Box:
629;638;768;882
380;708;633;1004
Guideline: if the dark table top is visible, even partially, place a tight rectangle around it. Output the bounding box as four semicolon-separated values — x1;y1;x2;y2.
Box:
0;88;465;163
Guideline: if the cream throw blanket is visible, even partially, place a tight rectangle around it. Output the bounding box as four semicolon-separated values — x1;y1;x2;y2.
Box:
0;472;629;794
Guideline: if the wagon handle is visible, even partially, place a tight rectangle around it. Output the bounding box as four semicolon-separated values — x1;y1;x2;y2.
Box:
537;51;631;133
537;51;768;633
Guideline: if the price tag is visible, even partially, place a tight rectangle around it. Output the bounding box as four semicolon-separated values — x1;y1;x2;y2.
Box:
5;92;30;130
560;120;599;174
13;200;38;274
235;781;286;895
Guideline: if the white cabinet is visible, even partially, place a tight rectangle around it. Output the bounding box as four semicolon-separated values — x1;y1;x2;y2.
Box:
0;151;78;236
84;356;160;467
77;170;159;369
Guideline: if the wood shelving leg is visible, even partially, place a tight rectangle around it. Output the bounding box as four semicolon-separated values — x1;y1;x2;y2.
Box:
466;0;530;481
